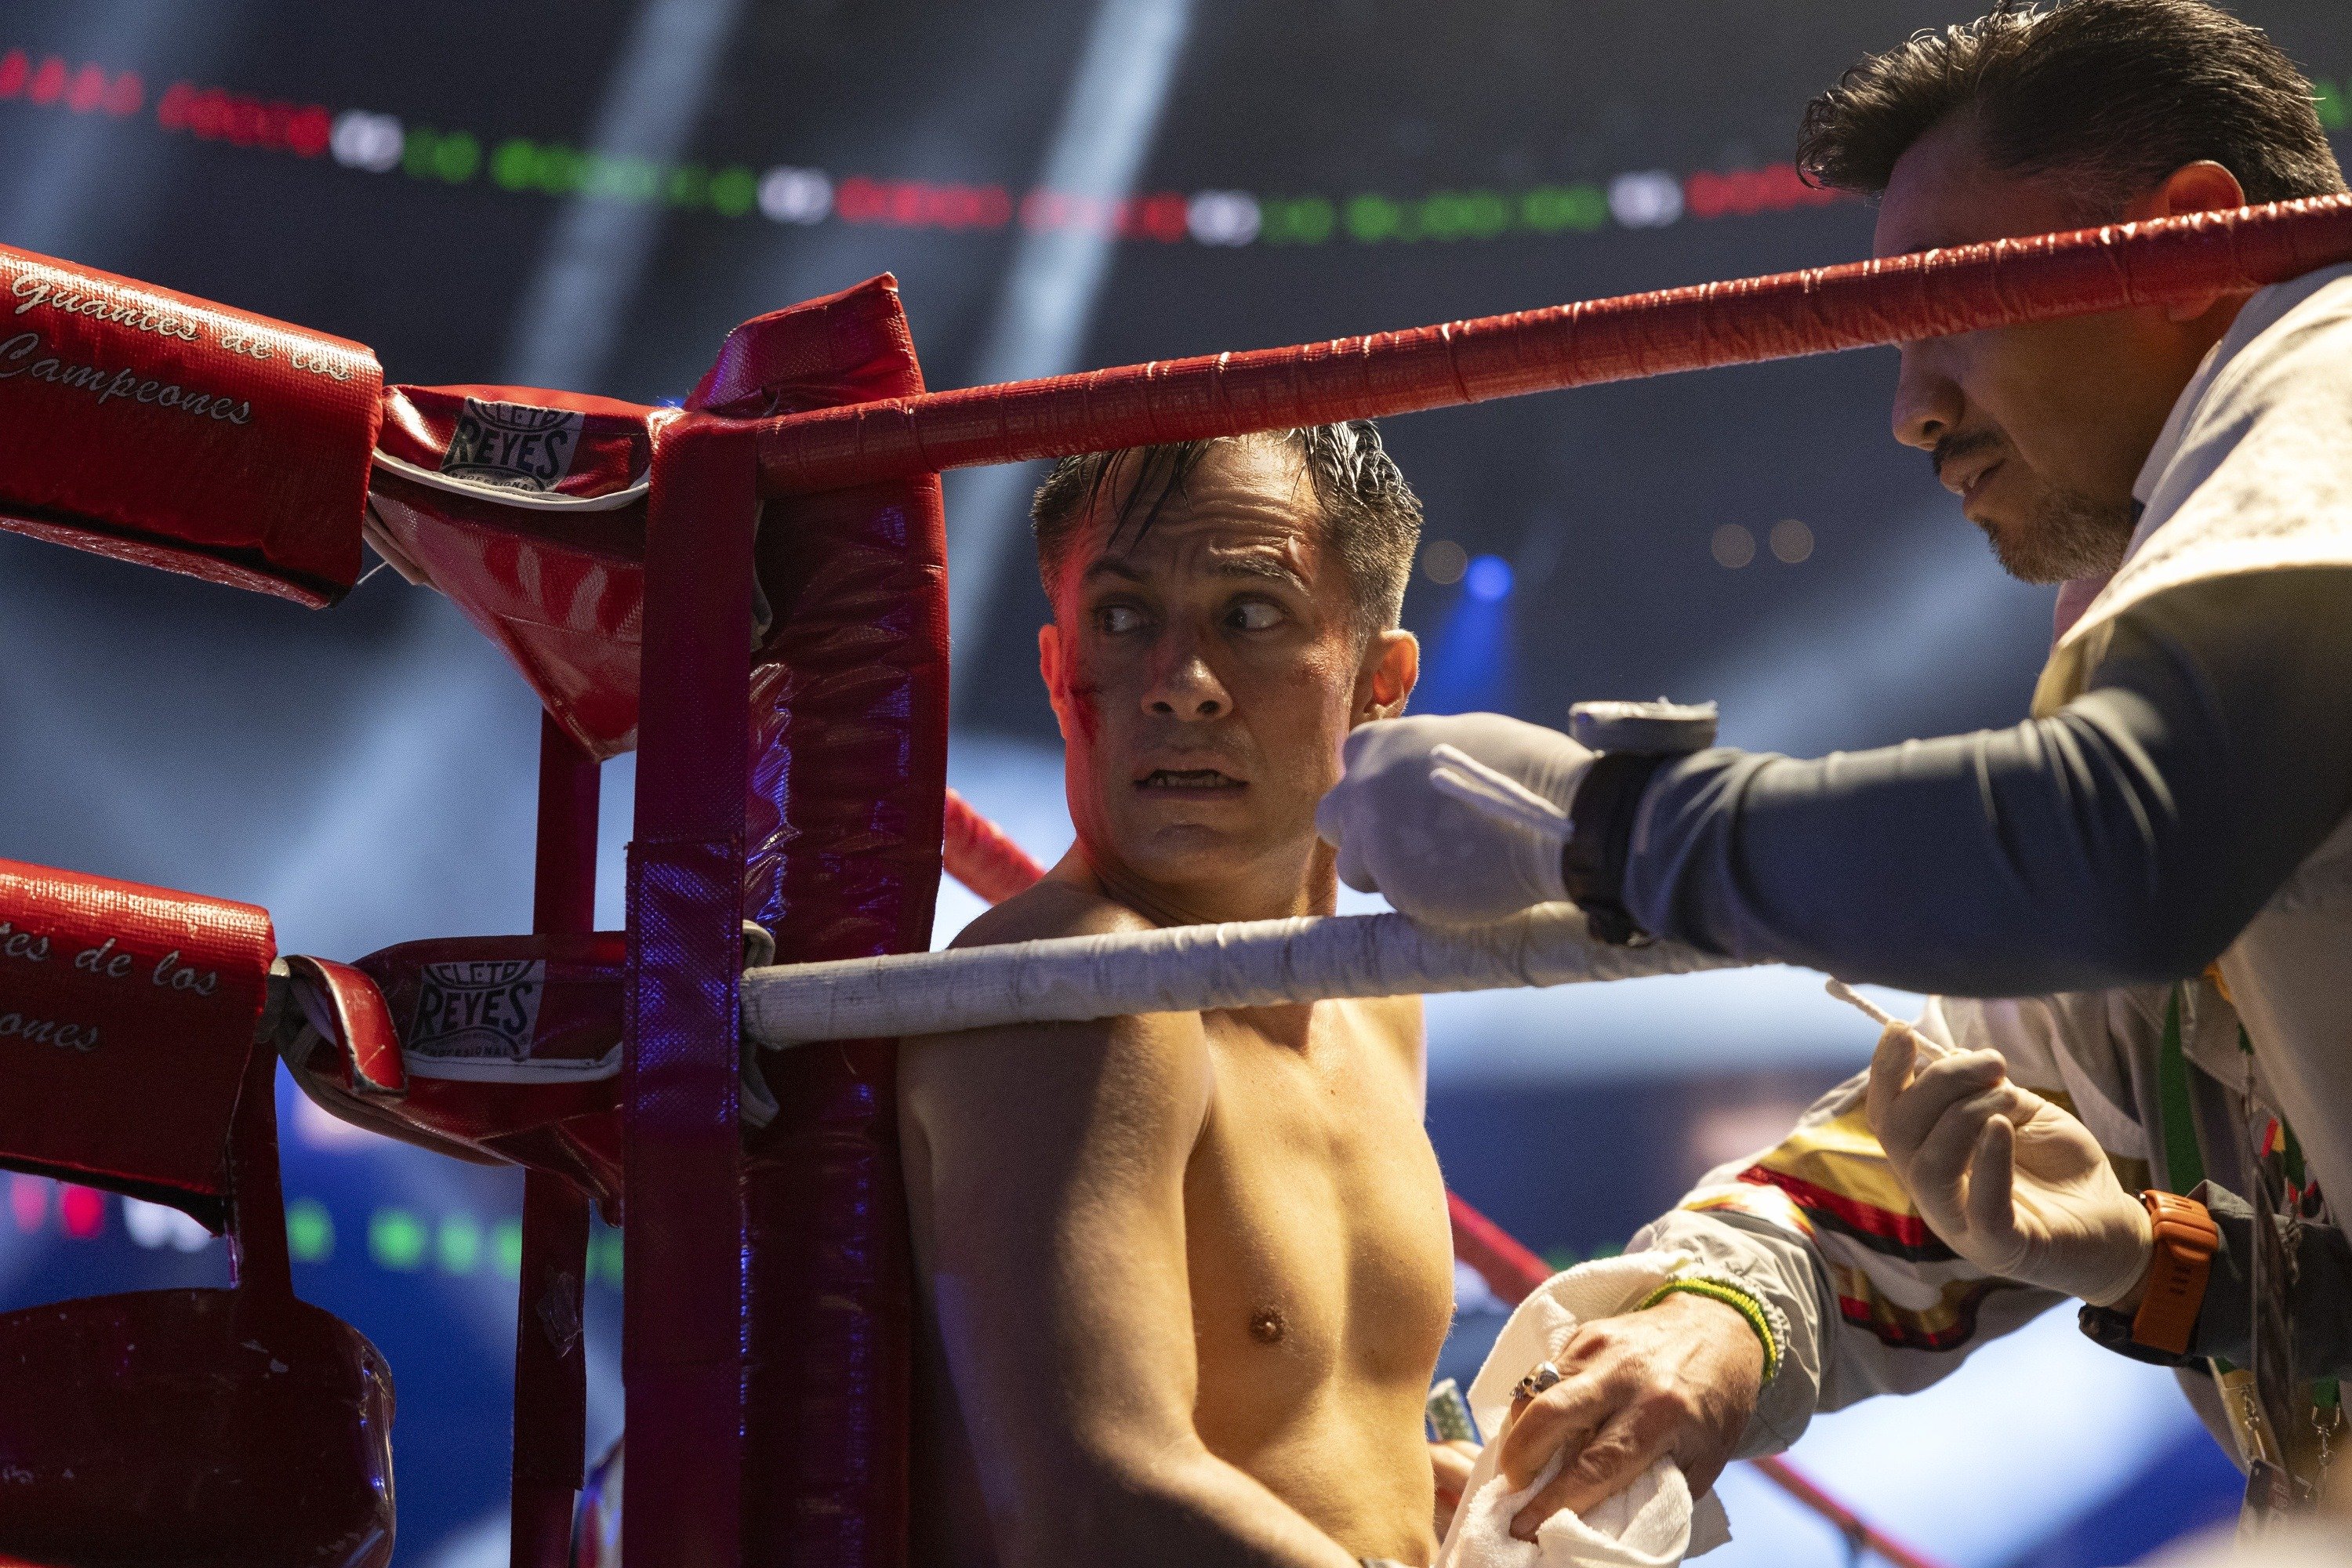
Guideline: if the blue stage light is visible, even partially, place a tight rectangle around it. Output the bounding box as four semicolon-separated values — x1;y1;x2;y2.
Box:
1465;554;1513;602
1417;559;1519;713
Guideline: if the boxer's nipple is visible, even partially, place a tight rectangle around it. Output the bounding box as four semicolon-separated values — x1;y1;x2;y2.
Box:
1248;1305;1287;1345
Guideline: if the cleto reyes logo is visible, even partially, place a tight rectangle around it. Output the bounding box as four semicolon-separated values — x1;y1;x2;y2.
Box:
409;960;543;1063
441;397;583;492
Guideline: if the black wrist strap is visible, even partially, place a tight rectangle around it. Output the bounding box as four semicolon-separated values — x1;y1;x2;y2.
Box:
1559;750;1671;946
2078;1302;2201;1368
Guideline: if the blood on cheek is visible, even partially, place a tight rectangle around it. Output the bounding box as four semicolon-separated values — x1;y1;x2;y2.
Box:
1060;677;1104;746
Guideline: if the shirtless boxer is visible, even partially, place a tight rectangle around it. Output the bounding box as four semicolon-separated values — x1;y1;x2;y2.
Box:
899;424;1456;1567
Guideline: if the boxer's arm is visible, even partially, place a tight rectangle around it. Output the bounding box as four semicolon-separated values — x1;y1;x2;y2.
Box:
901;902;1361;1568
1619;568;2352;995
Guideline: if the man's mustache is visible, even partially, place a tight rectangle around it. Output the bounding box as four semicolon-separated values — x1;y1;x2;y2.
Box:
1931;429;2005;486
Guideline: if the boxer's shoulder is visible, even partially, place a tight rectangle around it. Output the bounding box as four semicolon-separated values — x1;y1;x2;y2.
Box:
947;872;1154;952
909;875;1213;1139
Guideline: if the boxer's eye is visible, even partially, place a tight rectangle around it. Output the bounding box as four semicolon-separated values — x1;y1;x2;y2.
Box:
1095;603;1147;635
1225;598;1283;632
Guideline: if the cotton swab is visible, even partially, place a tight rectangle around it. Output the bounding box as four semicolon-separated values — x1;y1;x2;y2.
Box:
1824;978;1954;1060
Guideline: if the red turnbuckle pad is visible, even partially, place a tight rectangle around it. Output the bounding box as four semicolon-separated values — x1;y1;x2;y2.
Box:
0;245;382;607
361;275;945;764
365;385;664;760
0;858;274;1229
282;934;626;1218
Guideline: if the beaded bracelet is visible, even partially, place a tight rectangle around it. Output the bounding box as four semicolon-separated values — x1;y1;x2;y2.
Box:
1635;1276;1781;1384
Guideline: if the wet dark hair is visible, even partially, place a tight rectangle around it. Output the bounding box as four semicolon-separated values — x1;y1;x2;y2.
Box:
1797;0;2346;212
1030;422;1422;636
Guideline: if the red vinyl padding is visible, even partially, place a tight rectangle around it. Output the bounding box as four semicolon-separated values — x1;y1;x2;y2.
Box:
705;277;949;1568
0;245;380;605
0;1290;397;1567
365;385;659;759
0;858;274;1228
282;934;626;1218
0;866;397;1566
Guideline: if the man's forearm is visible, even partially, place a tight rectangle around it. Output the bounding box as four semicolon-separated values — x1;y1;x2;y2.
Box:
1617;572;2352;996
1626;1208;1827;1457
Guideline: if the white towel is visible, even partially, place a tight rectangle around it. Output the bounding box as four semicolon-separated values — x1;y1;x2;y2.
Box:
1438;1251;1732;1568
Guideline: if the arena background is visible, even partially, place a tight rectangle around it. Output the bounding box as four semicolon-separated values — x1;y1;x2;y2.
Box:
1;1;2339;1561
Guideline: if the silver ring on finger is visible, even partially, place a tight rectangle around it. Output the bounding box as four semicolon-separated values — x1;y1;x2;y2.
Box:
1513;1359;1563;1401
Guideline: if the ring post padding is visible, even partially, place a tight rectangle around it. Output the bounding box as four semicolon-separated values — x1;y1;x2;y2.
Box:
742;906;1744;1051
0;244;381;604
708;275;947;1568
753;196;2352;495
622;416;757;1568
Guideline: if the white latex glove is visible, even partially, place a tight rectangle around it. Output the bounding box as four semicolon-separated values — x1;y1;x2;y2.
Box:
1864;1020;2153;1307
1316;713;1595;926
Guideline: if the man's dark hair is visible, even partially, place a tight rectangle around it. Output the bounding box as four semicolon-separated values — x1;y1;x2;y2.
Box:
1797;0;2347;212
1030;422;1422;636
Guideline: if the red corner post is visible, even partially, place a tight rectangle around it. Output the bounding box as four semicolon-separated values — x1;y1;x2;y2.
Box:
710;275;949;1568
512;713;601;1568
624;417;759;1568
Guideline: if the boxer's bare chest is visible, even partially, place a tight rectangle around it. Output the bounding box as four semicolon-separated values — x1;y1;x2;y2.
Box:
1185;996;1455;1553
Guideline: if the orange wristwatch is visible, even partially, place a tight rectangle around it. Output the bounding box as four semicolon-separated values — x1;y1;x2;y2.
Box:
2129;1190;2220;1356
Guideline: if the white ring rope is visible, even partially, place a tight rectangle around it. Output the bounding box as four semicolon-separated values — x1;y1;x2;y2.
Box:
739;903;1749;1050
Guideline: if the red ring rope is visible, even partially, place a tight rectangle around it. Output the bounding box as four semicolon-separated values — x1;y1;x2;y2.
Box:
943;789;1050;907
755;195;2352;497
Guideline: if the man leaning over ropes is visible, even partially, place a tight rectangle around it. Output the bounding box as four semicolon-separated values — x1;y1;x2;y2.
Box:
1323;0;2352;1532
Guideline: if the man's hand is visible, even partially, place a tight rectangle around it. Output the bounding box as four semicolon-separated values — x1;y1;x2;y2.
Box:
1492;1290;1763;1542
1865;1022;2153;1307
1315;713;1593;925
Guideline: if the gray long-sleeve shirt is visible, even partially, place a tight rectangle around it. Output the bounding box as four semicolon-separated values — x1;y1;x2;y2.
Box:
1624;568;2352;996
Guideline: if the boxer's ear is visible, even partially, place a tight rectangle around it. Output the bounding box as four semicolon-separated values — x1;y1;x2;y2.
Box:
1040;622;1073;741
1361;629;1418;720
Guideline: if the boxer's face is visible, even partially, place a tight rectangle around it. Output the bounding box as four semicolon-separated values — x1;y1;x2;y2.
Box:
1876;115;2244;583
1040;438;1417;919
